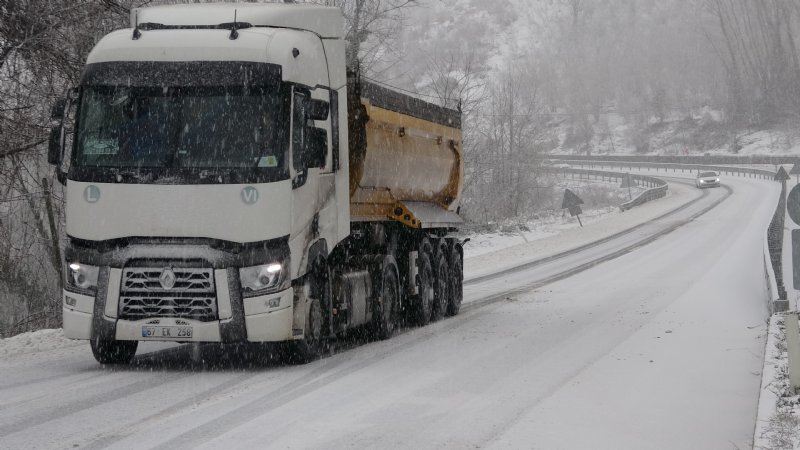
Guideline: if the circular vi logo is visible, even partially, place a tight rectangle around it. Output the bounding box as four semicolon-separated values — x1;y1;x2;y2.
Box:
241;186;259;205
83;185;100;203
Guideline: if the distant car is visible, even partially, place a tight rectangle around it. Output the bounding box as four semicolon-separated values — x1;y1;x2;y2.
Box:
695;171;721;188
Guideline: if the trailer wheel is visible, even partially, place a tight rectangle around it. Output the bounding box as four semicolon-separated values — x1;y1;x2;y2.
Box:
446;246;463;316
414;252;434;326
90;337;137;365
431;249;450;321
373;258;400;340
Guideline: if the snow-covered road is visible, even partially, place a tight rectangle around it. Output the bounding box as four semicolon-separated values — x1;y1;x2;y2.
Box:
0;174;779;449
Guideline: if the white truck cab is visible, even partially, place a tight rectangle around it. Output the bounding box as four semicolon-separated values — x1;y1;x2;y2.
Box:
57;4;349;362
50;3;464;365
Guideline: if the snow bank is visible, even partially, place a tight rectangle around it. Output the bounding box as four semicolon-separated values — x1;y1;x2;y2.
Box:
463;205;622;259
463;180;695;280
0;328;80;359
753;315;800;450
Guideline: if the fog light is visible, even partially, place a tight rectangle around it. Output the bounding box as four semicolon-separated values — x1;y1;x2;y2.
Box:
65;296;77;307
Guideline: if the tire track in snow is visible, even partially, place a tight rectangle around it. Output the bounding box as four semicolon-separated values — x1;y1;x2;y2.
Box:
0;372;186;438
82;372;258;450
148;303;506;449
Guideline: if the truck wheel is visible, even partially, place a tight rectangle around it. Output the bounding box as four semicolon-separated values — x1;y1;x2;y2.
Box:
290;297;324;363
446;247;463;316
414;252;434;326
431;249;450;321
90;337;137;364
374;259;400;340
289;264;329;363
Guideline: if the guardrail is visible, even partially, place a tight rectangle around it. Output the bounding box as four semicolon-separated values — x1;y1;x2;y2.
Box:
766;182;789;312
620;184;669;211
542;166;669;211
547;154;800;166
547;159;776;180
546;156;787;312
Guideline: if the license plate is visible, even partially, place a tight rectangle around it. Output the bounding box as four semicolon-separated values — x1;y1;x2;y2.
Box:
141;326;193;339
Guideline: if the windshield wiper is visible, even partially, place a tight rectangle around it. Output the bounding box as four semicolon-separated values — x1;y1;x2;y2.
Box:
108;168;154;183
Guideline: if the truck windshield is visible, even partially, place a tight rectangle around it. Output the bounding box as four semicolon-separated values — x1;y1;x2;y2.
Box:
74;85;288;174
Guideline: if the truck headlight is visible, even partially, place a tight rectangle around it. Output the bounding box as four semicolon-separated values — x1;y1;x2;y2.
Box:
239;262;288;296
66;262;99;292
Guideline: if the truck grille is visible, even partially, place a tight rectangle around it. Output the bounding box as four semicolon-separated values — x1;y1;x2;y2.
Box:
119;268;218;322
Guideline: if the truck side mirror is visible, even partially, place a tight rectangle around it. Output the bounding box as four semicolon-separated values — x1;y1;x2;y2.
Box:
47;126;62;165
306;99;329;121
306;127;328;168
51;98;67;120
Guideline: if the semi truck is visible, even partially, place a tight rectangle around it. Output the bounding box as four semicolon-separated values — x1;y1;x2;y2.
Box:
48;3;464;364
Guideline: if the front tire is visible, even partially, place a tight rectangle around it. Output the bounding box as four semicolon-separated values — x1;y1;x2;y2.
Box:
290;296;324;363
289;261;330;364
90;337;137;364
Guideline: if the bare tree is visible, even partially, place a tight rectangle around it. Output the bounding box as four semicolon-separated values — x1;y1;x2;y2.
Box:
465;62;549;222
700;0;800;123
304;0;418;73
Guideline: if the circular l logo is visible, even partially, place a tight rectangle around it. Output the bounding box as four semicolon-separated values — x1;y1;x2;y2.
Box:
83;185;100;203
241;186;259;205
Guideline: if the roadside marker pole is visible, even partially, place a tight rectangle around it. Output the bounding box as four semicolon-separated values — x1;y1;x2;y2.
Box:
786;313;800;393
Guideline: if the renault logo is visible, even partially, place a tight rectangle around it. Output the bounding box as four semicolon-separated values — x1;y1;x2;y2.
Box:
159;268;176;290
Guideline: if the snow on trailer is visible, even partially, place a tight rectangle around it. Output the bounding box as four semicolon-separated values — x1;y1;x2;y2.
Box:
49;2;465;365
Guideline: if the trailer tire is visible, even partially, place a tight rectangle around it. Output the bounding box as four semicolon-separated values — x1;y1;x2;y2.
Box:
414;252;434;326
90;337;137;365
446;246;463;316
373;257;400;340
431;249;450;321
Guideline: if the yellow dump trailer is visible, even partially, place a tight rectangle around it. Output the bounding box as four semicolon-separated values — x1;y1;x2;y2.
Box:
348;79;464;230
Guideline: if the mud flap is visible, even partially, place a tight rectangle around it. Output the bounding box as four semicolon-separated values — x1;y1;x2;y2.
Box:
90;267;117;341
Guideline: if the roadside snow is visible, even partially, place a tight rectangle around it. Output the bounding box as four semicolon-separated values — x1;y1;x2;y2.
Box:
754;314;796;450
463;205;623;259
0;328;80;359
463;179;696;280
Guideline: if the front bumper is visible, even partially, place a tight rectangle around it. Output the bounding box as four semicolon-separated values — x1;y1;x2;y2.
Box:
62;236;297;344
64;287;295;343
